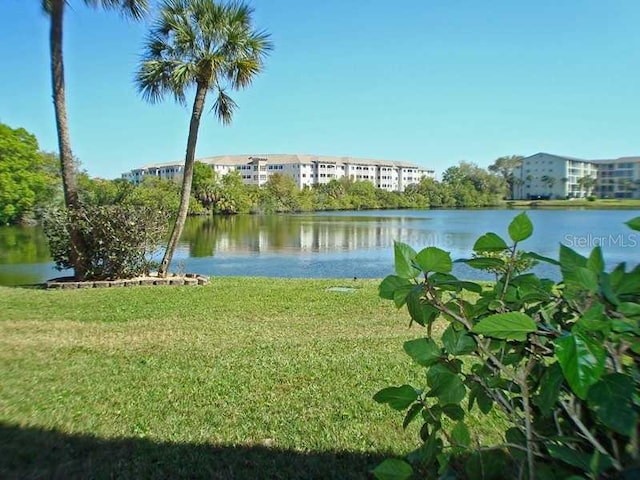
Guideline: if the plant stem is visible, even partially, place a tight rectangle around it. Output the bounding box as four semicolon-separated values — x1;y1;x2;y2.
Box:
424;283;523;386
521;365;535;480
499;244;519;303
560;399;622;471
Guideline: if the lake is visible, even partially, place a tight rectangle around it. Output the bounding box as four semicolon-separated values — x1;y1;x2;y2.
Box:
1;209;638;286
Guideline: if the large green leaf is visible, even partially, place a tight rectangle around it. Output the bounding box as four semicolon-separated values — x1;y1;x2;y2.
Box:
559;244;588;287
403;338;442;366
393;287;414;308
451;421;471;448
625;217;640;231
429;274;483;293
575;303;610;334
465;450;509;480
611;319;639;334
619;301;640;318
508;212;533;242
587;246;604;275
372;458;414;480
442;404;465;421
476;390;493;414
415;247;452;274
554;332;606;399
587;373;637;436
616;271;640;296
403;403;424;429
574;266;599;293
458;257;505;270
547;445;613;476
394;241;420;279
471;312;537;342
406;288;439;327
600;272;620;306
427;364;466;405
473;232;508;253
523;251;560;266
374;385;419;411
379;275;411;300
442;325;477;355
533;362;564;416
609;262;626;288
559;243;588;269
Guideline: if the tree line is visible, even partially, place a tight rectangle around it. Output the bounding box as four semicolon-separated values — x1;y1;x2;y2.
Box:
2;123;519;225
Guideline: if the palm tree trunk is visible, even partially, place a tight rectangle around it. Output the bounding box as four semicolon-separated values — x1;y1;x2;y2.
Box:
49;0;87;280
158;82;208;277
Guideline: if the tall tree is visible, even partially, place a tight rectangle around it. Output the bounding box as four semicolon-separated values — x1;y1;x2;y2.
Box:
576;175;596;197
136;0;272;276
0;123;60;224
540;175;556;196
617;178;636;197
44;0;148;279
488;155;523;199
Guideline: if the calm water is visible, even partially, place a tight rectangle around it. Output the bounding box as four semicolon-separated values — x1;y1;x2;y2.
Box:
1;209;638;285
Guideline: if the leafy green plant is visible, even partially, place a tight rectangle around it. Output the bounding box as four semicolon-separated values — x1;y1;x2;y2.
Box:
44;204;168;280
374;212;640;479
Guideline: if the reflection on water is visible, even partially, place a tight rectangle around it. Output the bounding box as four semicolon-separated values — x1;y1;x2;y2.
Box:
179;214;472;256
0;226;63;286
0;226;51;265
1;209;639;285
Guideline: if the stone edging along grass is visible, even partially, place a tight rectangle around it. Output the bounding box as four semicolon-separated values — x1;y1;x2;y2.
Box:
44;273;210;289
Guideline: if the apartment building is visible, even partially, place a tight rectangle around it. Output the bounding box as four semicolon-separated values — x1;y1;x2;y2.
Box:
512;153;640;200
593;157;640;199
122;154;435;192
513;153;599;200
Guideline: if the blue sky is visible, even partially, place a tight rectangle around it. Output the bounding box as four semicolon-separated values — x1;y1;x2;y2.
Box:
1;0;639;179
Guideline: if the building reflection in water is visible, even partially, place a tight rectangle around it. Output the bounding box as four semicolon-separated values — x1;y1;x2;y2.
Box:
180;214;471;258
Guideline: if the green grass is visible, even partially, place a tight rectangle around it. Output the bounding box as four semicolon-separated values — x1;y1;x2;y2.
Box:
0;278;503;479
505;198;640;209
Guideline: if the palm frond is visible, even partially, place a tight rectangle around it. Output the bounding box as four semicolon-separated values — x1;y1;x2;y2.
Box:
136;0;272;124
41;0;53;14
135;59;187;105
227;58;261;89
84;0;149;20
211;89;237;126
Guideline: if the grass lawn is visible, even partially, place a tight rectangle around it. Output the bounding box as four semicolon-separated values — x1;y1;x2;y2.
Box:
0;278;502;479
505;198;640;209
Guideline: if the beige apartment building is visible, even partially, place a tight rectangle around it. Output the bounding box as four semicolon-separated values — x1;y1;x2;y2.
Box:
122;154;435;192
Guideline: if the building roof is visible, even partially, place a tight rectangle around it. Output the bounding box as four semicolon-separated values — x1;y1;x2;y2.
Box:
524;152;593;163
525;152;640;165
591;156;640;164
135;154;432;171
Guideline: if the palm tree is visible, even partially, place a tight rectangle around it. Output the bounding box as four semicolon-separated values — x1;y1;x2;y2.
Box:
576;175;596;197
617;178;636;198
44;0;148;279
540;175;556;197
488;155;523;199
512;177;524;200
136;0;272;276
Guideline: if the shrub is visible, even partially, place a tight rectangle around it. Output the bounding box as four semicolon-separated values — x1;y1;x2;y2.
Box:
587;195;597;202
44;204;169;280
374;213;640;479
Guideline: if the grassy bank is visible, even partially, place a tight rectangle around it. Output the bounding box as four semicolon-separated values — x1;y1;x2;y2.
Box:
505;198;640;209
0;278;504;479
